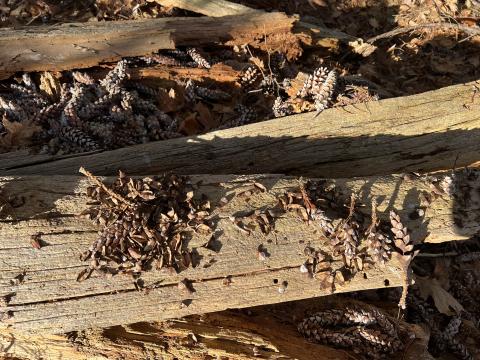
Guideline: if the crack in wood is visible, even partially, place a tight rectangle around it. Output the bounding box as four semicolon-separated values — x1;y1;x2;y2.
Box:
7;264;303;308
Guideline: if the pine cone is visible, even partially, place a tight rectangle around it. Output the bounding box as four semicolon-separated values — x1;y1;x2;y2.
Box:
184;79;196;104
195;86;231;101
141;54;184;67
314;69;337;115
59;126;99;152
296;67;328;98
72;71;95;85
298;305;403;358
100;60;128;94
186;48;211;69
272;96;293;118
239;66;260;91
389;211;413;254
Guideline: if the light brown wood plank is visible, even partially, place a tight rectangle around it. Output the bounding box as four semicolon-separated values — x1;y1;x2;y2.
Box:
0;12;294;79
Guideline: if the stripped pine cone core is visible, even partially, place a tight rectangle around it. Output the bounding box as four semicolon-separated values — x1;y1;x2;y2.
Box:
77;168;212;281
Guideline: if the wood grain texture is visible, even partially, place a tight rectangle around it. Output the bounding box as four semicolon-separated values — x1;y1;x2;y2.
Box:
0;12;294;79
130;62;241;84
0;171;476;334
3;81;480;178
0;303;352;360
0;0;362;79
154;0;358;47
154;0;258;17
1;297;431;360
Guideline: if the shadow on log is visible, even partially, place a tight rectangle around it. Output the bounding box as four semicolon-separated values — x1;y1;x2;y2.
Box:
2;81;479;177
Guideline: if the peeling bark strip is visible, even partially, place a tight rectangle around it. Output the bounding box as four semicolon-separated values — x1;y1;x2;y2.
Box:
130;63;241;84
0;172;477;334
3;81;480;177
0;12;294;79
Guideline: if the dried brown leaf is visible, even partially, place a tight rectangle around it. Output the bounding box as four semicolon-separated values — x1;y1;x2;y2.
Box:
178;112;201;136
194;102;217;129
349;39;377;57
76;267;93;282
416;276;464;315
39;71;62;100
0;117;40;151
157;87;184;113
253;182;267;192
128;247;142;260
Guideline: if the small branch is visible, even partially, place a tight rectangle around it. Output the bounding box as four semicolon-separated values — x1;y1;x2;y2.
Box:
79;167;133;207
367;22;480;43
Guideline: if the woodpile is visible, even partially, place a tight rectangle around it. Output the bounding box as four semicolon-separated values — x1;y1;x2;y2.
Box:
0;0;479;359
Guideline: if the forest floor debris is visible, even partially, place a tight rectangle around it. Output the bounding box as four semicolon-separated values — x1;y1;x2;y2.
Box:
1;1;478;156
0;1;479;359
78;168;212;280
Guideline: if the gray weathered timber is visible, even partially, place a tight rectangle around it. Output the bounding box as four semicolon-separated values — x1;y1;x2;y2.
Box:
0;171;476;333
2;81;480;177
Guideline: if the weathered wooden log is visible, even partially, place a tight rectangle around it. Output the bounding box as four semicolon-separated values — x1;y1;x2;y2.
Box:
154;0;363;50
0;12;297;79
2;81;480;177
0;171;476;334
0;297;432;360
0;305;348;360
0;0;370;80
155;0;259;17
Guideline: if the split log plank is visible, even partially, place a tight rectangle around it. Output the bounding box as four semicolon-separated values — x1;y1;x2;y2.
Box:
0;171;477;334
0;304;351;360
0;297;432;360
0;0;363;79
3;81;480;178
0;12;295;79
130;62;241;84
